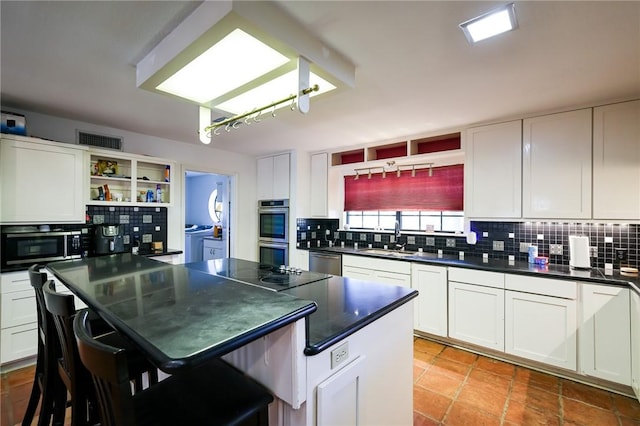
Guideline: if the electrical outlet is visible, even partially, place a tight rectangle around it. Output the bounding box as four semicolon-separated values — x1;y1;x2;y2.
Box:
590;246;598;258
311;231;316;239
446;238;456;248
492;241;504;251
331;342;349;369
519;242;530;253
325;229;331;235
549;244;563;255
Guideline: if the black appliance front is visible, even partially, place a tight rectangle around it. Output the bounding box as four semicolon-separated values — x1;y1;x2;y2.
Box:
258;199;288;243
1;229;84;270
94;224;125;255
258;242;288;267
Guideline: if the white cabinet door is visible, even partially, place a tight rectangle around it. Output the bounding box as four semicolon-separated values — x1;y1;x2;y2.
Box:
505;290;577;370
272;153;290;200
465;120;522;218
631;289;640;402
257;153;290;200
316;356;365;426
202;239;225;261
1;322;38;364
448;281;505;351
310;152;329;217
0;136;86;223
593;100;640;220
256;156;274;200
522;109;592;219
342;255;410;287
411;263;447;336
580;284;631;385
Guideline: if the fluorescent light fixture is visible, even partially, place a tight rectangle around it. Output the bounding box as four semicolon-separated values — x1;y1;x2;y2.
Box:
156;29;289;104
460;3;518;43
216;70;336;115
137;1;355;124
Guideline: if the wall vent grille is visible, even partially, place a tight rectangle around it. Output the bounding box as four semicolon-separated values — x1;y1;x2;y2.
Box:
76;130;123;151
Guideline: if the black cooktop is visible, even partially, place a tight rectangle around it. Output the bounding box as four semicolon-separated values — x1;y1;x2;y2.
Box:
185;258;332;291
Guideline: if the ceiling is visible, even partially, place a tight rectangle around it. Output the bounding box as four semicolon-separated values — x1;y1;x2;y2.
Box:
1;1;639;157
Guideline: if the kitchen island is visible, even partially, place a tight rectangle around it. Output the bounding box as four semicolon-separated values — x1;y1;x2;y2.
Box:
48;255;418;426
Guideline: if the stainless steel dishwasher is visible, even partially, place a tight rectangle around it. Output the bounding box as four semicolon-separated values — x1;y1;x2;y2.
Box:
309;251;342;275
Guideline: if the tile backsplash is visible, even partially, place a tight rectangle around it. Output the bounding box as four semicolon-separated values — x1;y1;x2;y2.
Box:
87;205;167;254
296;218;639;269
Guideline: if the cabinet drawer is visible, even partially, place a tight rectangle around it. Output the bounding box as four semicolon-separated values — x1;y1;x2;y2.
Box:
505;274;576;299
448;267;504;289
342;255;410;274
1;322;38;364
1;289;36;327
1;271;31;294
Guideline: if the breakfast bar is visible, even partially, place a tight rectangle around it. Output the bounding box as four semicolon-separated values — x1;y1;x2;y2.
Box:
47;254;419;425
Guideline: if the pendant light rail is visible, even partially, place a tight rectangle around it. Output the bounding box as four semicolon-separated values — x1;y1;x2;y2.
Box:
205;85;319;135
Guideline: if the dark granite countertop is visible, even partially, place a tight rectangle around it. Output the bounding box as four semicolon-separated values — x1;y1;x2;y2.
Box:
46;254;316;373
305;246;640;290
281;276;417;355
184;259;419;355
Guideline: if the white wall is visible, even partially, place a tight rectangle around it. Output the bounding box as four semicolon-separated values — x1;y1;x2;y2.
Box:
2;106;259;261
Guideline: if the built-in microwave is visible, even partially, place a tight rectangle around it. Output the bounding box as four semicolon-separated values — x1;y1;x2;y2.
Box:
1;228;85;270
258;199;289;243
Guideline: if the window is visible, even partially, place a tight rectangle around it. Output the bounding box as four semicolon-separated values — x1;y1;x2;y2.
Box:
346;210;464;233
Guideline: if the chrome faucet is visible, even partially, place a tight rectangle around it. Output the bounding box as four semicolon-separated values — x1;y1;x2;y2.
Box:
394;220;401;239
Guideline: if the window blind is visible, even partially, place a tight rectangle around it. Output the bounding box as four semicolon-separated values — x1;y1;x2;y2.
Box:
344;164;463;211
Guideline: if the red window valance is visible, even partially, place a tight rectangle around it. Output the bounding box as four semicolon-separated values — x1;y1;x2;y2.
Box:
344;164;464;211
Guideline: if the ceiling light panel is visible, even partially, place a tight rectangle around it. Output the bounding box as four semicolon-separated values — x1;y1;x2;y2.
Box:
460;3;517;43
156;28;289;104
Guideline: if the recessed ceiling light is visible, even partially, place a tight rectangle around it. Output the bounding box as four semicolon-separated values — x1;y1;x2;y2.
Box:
460;3;518;44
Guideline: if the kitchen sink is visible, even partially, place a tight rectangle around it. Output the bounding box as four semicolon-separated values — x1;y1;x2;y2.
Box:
360;249;416;258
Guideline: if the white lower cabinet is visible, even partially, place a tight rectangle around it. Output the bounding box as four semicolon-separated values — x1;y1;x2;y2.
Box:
342;255;411;288
580;283;631;385
1;270;86;365
631;288;640;402
447;268;505;351
316;356;365;426
505;290;577;370
1;271;37;364
411;263;448;337
505;274;577;371
448;281;505;351
202;238;225;261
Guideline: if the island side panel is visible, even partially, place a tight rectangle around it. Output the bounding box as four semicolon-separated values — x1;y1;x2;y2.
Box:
304;301;414;425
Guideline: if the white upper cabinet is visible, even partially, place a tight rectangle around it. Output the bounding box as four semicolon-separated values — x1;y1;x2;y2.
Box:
310;152;329;217
465;120;522;218
523;108;592;219
0;135;86;224
593;100;640;220
257;153;290;200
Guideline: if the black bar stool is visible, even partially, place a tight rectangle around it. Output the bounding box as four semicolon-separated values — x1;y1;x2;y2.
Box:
42;280;159;425
22;264;61;426
73;309;274;426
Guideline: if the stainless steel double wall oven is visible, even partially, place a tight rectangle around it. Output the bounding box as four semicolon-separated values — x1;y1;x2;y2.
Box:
258;199;289;266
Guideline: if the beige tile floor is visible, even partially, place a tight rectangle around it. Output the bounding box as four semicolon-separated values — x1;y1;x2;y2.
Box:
3;338;639;425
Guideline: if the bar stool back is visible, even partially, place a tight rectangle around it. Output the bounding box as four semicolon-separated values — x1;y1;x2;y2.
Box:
73;309;273;426
42;280;96;426
22;264;62;426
